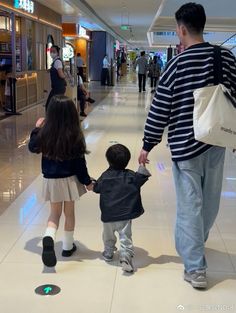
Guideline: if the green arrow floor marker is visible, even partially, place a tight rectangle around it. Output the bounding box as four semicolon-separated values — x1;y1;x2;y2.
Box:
44;286;53;294
35;284;61;296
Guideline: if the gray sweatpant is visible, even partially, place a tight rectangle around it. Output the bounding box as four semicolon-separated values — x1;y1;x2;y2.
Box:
103;220;134;260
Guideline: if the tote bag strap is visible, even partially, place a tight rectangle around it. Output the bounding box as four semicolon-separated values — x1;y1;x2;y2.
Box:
213;45;223;85
213;45;236;108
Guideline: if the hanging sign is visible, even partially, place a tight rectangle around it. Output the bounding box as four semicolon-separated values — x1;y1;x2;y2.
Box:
63;43;74;61
14;0;35;14
78;26;89;40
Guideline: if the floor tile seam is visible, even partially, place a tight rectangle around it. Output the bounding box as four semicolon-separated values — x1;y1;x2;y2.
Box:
0;174;47;226
0;223;30;264
0;200;46;227
217;226;236;273
0;261;120;267
27;201;48;226
0;198;46;264
132;225;174;230
50;225;175;231
108;266;119;313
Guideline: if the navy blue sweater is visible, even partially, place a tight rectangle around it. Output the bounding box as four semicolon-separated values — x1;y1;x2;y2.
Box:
28;128;91;186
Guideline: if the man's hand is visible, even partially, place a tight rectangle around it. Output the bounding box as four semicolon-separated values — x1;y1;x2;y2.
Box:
36;118;45;128
138;149;150;165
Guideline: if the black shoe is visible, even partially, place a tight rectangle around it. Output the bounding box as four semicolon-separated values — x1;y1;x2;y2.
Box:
87;97;95;104
62;243;77;257
3;106;12;113
143;89;146;92
42;236;57;267
139;90;141;93
151;89;156;93
80;112;87;117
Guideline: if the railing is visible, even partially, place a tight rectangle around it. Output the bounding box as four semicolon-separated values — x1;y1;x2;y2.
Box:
220;33;236;47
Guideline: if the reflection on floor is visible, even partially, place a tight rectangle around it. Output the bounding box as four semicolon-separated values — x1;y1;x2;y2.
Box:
0;76;236;313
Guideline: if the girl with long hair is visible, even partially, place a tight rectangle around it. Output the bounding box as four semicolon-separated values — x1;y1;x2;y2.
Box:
29;95;93;267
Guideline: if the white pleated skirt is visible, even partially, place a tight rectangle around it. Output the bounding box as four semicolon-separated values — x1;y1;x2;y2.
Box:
42;176;87;203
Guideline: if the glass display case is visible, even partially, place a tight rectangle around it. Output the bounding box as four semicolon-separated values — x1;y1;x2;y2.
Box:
26;19;35;71
0;11;22;72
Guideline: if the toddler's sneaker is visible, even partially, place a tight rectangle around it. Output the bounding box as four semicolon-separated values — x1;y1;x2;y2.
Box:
62;243;77;257
120;257;134;273
102;250;114;262
184;269;207;289
42;236;57;267
102;247;117;262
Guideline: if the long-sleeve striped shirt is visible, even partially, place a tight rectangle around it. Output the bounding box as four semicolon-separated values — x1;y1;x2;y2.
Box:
143;42;236;162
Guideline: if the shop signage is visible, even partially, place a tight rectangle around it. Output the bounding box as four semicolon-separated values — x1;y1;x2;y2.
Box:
78;26;89;40
63;43;74;61
46;35;54;70
14;0;34;14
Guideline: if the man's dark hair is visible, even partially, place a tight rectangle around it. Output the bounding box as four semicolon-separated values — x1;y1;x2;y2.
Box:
106;144;131;170
175;2;206;34
77;53;81;56
141;51;145;57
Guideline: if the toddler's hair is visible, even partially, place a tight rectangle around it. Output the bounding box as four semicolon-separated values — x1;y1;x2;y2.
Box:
106;144;131;170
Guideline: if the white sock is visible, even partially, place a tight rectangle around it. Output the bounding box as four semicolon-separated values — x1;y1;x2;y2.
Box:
63;231;74;250
44;227;57;241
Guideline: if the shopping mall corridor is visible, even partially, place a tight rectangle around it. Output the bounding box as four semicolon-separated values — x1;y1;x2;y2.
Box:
0;76;236;312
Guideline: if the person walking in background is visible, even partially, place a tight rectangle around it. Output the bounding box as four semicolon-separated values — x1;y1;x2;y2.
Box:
138;2;236;289
93;144;151;273
28;96;93;267
76;53;84;81
101;55;110;86
135;51;148;93
149;56;161;93
77;75;95;118
116;55;121;81
45;45;67;111
157;55;163;72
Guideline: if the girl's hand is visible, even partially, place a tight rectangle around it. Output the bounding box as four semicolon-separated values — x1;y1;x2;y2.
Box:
86;182;94;191
36;118;45;128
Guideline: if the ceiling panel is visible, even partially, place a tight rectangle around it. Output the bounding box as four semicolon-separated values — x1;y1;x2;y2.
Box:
36;0;76;15
84;0;163;47
36;0;236;49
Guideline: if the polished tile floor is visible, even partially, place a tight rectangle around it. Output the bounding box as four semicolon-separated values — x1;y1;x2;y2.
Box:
0;75;236;313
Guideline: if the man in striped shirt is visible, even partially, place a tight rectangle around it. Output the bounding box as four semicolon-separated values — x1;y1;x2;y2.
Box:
139;3;236;289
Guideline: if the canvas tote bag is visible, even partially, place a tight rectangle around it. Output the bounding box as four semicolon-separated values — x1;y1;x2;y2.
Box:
193;46;236;149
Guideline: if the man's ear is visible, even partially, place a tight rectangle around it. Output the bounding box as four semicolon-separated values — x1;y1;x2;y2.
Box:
181;24;188;37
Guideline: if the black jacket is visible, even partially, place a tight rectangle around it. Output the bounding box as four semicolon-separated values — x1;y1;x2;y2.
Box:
93;167;150;223
28;128;91;186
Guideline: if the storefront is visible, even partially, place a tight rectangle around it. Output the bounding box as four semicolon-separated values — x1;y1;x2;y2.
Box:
0;0;63;114
89;31;116;83
62;23;91;82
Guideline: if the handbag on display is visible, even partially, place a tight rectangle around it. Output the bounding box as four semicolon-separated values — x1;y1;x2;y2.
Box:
193;45;236;149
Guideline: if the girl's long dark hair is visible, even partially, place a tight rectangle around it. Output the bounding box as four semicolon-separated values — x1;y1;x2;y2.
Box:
39;95;87;160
